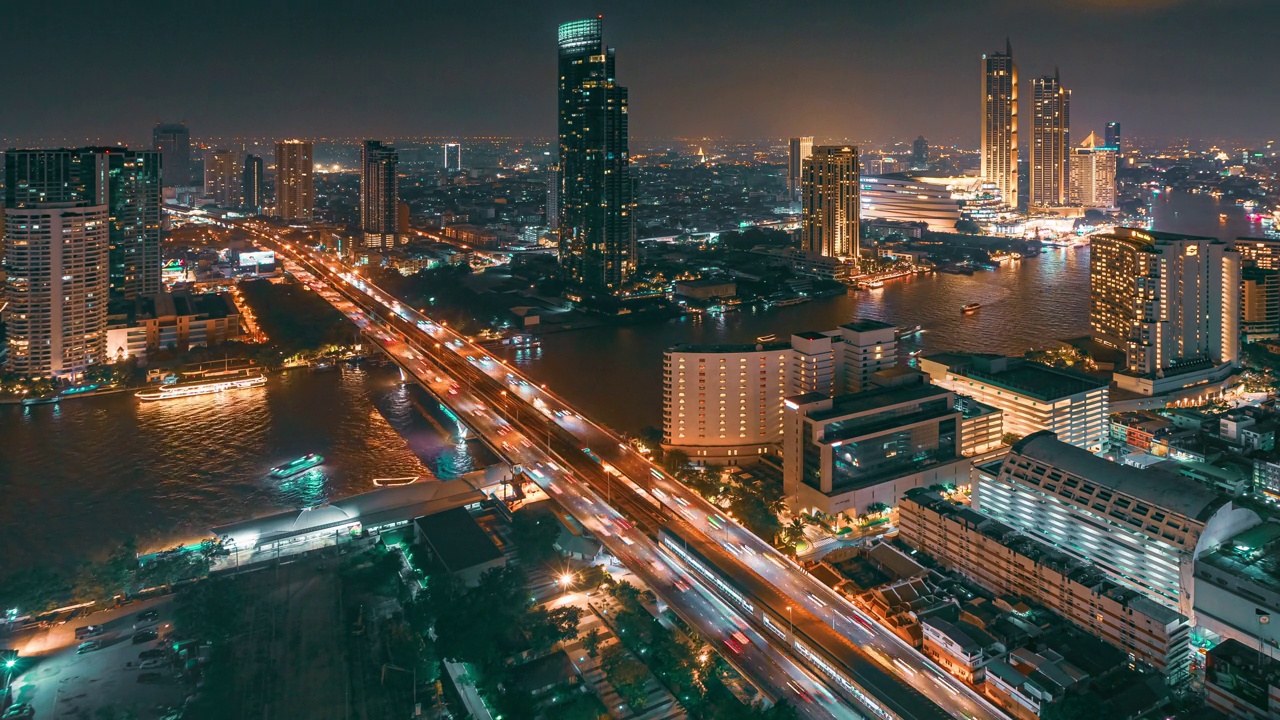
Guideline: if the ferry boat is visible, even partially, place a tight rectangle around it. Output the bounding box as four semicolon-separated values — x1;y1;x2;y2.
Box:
135;374;266;402
961;302;982;314
770;296;810;307
756;334;778;343
897;324;922;338
22;394;61;407
373;476;418;487
270;453;325;479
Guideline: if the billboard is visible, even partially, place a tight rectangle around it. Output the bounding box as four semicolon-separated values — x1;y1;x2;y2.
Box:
237;250;276;271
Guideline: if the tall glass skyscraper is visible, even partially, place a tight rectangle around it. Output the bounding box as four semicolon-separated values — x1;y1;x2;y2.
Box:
556;17;636;296
361;140;400;250
981;41;1018;208
152;122;192;187
1030;70;1071;208
243;154;263;214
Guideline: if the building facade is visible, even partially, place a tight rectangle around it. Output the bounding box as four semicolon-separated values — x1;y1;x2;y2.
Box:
4;204;110;377
912;136;929;168
920;353;1109;450
981;41;1019;207
556;18;636;296
545;164;560;231
901;490;1192;681
973;432;1260;616
1029;72;1070;208
1104;122;1122;154
1069;132;1117;209
801;146;860;261
274;140;314;221
1238;237;1280;270
1243;267;1280;341
788;136;813;203
152;122;191;187
203;149;241;206
443;143;461;170
1090;228;1241;376
243;154;263;214
860;174;963;233
361;140;400;249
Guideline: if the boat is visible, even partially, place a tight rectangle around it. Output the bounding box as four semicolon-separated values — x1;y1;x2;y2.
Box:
771;297;810;307
756;334;778;343
897;324;922;338
373;476;418;487
270;453;325;479
135;374;267;402
22;394;61;407
961;302;981;314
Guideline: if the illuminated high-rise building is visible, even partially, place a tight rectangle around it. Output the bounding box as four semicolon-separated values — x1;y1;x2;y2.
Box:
443;143;462;170
1105;121;1122;154
788;136;813;202
1069;132;1117;208
546;164;561;231
203;149;240;206
152;122;191;187
6;147;161;299
361;140;400;249
801;146;860;260
911;135;929;168
1090;228;1240;376
556;17;636;295
981;40;1018;207
242;154;263;213
1029;71;1070;208
274;140;314;221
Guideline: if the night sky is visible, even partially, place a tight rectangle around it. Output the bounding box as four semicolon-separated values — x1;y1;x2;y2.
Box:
5;0;1276;146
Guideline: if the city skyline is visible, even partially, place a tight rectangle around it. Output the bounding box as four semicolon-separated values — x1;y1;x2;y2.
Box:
3;1;1278;146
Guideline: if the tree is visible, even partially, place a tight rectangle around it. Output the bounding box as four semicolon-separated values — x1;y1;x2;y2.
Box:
582;628;602;657
524;605;582;652
1002;432;1023;446
172;576;242;641
600;644;650;709
955;219;981;234
0;566;69;614
663;449;690;474
510;507;561;567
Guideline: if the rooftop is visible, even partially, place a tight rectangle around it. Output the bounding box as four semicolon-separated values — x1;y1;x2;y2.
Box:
414;506;504;573
1010;431;1227;522
667;340;792;355
805;382;951;423
841;318;896;333
924;353;1107;401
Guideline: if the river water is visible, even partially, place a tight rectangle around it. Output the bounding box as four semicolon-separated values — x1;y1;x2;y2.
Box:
0;190;1264;574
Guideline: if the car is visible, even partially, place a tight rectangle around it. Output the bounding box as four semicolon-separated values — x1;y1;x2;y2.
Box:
136;609;159;623
731;631;750;647
137;672;167;684
139;648;167;660
138;658;167;670
723;637;743;654
74;624;105;639
77;640;101;654
2;702;35;719
132;629;158;644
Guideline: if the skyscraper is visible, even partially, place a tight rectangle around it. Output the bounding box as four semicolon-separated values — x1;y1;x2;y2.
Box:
5;148;161;298
1029;70;1070;208
243;154;263;214
4;203;109;378
360;140;400;250
788;136;813;203
1069;132;1117;208
801;146;860;261
203;149;241;206
1090;228;1240;375
443;143;462;170
152;122;191;187
911;135;929;168
274;140;314;221
981;41;1018;207
556;17;636;295
546;164;561;231
1105;121;1122;154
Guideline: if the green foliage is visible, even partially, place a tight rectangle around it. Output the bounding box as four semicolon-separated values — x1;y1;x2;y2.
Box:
582;628;602;657
0;566;70;614
423;566;532;673
172;576;242;642
510;506;562;567
663;449;691;474
523;605;582;652
238;278;356;356
954;219;982;234
1002;432;1023;446
600;643;651;709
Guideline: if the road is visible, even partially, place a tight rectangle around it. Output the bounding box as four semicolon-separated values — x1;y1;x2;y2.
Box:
242;223;1005;720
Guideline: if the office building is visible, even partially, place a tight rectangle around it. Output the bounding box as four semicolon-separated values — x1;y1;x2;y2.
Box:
6;148;161;299
361;140;400;249
152;122;192;187
203;149;241;206
973;432;1260;615
4;204;110;377
1068;131;1117;208
443;142;461;170
1029;71;1070;208
274;140;314;221
911;136;929;168
556;17;636;295
1090;228;1241;379
981;41;1018;207
919;353;1108;450
242;155;263;214
784;375;970;518
1238;237;1280;270
801;145;860;261
1243;267;1280;341
788;136;813;202
901;490;1192;681
1104;121;1122;154
105;290;241;364
860;174;963;233
546;164;561;231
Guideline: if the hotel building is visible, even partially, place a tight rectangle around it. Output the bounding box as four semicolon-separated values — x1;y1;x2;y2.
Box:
981;41;1018;206
801;146;860;260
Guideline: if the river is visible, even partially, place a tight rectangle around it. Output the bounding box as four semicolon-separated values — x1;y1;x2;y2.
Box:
0;190;1264;574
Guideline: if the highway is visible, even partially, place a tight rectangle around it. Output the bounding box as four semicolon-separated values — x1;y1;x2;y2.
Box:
242;223;1005;719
